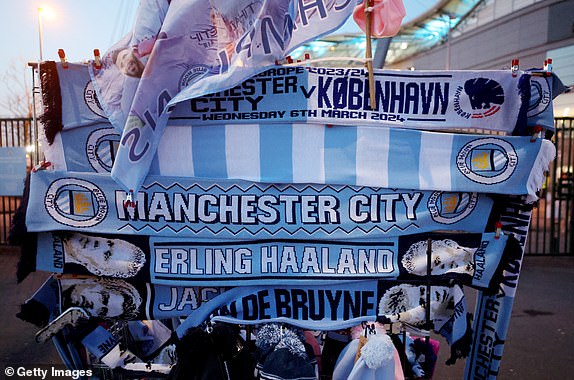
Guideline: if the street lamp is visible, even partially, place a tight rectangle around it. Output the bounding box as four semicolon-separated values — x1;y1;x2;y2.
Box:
37;7;44;63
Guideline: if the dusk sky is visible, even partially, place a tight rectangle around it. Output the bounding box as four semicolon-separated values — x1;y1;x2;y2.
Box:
0;0;431;116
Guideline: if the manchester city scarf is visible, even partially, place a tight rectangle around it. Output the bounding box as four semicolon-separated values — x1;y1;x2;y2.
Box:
465;195;535;378
35;231;510;291
45;122;555;203
111;67;532;194
145;125;553;201
26;170;493;238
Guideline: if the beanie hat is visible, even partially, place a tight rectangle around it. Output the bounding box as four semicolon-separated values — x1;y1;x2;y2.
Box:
333;333;402;380
259;334;317;380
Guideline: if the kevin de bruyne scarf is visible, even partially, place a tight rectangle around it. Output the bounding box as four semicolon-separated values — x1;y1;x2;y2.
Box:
34;230;515;292
17;275;472;365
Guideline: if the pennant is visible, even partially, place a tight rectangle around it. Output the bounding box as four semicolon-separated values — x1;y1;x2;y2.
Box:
26;170;493;238
36;231;509;291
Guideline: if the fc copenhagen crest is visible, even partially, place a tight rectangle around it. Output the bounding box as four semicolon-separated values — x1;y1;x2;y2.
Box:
45;178;108;227
86;128;121;173
428;191;478;224
454;78;504;119
83;81;106;117
456;138;518;184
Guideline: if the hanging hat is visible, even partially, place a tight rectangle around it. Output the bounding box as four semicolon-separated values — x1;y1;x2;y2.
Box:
333;334;400;380
258;332;317;380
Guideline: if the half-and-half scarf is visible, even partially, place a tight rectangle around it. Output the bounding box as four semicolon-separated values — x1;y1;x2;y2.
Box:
26;170;493;239
35;230;511;291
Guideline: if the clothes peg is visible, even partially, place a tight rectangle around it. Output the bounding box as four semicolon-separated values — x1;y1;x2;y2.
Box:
93;49;102;70
58;49;68;69
364;0;376;110
495;221;503;239
511;59;519;77
32;161;52;172
544;58;552;72
531;125;543;142
286;56;294;64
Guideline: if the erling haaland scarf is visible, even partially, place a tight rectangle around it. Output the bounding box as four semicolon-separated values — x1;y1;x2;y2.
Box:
35;230;511;291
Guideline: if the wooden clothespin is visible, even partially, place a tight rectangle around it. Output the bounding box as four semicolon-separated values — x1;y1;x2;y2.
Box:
364;0;376;110
93;49;102;70
58;49;68;69
511;58;519;77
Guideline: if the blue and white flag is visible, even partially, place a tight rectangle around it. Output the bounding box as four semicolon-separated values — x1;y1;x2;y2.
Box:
26;170;493;238
89;0;170;131
35;231;509;291
93;0;356;193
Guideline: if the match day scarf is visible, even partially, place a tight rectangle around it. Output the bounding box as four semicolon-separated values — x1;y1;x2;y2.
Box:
137;124;552;201
465;195;535;378
35;230;511;291
112;67;533;194
26;170;494;238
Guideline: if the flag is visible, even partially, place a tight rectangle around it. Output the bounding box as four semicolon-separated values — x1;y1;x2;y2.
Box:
103;0;358;193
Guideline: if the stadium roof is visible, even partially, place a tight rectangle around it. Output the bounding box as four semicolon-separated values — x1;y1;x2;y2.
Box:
289;0;485;67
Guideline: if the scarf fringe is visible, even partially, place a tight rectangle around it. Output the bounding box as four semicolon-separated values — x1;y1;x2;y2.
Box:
38;61;63;145
526;139;556;203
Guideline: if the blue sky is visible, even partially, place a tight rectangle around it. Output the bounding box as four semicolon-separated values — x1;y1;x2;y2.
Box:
0;0;431;116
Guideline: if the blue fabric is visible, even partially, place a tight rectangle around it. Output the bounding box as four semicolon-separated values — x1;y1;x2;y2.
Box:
26;171;494;239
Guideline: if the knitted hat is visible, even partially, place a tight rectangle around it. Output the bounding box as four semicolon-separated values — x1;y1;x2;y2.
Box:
333;334;399;380
258;334;317;380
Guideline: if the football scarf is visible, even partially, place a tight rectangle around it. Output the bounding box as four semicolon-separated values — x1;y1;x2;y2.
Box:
465;196;534;379
146;125;552;201
43;122;555;203
173;280;471;363
112;67;532;194
26;170;493;238
35;231;510;291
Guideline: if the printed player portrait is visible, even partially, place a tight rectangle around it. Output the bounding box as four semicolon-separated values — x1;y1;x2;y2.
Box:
61;232;146;278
